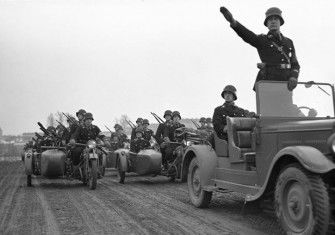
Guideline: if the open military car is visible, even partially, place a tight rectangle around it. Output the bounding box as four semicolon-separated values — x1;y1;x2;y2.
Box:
185;81;335;234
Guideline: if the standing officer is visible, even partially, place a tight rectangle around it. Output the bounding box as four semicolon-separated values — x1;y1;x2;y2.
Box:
130;127;150;153
70;113;102;165
142;119;154;142
213;85;256;140
220;7;300;91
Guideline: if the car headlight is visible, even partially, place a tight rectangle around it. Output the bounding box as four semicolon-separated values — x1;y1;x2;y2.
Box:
327;134;335;154
87;140;97;149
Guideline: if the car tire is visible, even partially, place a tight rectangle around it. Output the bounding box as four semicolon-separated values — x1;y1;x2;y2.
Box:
188;158;212;208
275;163;330;235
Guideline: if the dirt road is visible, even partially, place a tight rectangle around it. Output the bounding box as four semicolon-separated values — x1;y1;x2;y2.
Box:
0;161;282;234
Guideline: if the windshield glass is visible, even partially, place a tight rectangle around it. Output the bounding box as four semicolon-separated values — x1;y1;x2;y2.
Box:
256;81;335;118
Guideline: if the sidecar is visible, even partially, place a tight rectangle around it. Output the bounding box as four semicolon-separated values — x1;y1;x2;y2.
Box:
114;148;162;183
24;147;67;186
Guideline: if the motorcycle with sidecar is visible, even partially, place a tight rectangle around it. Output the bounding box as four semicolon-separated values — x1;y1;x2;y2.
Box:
114;128;210;184
24;139;105;190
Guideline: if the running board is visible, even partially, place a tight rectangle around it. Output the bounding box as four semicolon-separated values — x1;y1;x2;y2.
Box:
203;179;260;196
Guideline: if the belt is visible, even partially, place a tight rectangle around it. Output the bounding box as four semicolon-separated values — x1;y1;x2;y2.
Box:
257;63;291;69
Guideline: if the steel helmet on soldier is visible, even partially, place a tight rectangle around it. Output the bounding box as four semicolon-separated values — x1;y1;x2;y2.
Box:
163;110;172;118
136;118;143;124
84;113;94;120
264;7;284;26
142;119;150;125
199;117;206;123
114;124;123;130
76;109;86;117
221;85;237;100
206;117;212;123
172;111;181;119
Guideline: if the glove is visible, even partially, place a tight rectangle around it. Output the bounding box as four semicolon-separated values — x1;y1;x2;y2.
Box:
220;6;235;23
287;77;298;91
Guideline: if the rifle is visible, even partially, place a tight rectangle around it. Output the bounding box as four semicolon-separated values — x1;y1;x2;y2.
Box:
37;122;61;140
62;112;78;126
191;120;200;129
150;112;163;124
125;119;136;129
32;137;37;142
151;112;164;123
35;132;43;139
104;125;114;135
56;120;67;130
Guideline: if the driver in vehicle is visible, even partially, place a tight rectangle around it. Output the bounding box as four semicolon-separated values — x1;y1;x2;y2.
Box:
130;127;150;153
69;113;102;165
213;85;257;140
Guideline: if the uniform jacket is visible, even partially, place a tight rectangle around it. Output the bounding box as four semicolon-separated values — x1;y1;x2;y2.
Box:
130;138;150;153
231;22;300;86
212;102;251;139
155;121;172;144
143;128;154;142
164;122;185;142
72;124;101;144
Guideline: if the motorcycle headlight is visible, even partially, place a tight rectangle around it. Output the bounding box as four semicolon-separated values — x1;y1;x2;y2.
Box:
87;140;97;149
327;134;335;154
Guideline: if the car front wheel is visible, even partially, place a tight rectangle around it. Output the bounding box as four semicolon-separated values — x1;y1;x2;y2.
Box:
188;158;212;208
275;163;330;234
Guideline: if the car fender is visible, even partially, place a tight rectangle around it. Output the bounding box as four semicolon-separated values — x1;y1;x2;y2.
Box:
247;146;335;201
24;150;33;175
183;145;217;187
273;146;335;173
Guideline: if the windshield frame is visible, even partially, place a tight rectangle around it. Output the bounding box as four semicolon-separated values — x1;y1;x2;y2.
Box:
255;81;335;118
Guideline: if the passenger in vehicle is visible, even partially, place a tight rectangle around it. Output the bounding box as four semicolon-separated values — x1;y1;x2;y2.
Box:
131;118;143;141
197;117;207;130
130;127;150;153
213;85;257;140
142;119;154;142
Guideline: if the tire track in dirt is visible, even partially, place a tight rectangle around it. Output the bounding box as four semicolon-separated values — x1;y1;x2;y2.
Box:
100;180;241;235
34;179;61;235
120;175;282;235
69;187;150;234
0;163;22;233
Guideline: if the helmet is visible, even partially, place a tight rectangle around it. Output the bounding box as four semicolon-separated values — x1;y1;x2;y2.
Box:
135;127;144;134
47;126;56;133
172;111;181;119
264;7;284;26
76;109;86;117
114;124;123;130
199;117;206;123
221;85;237;100
142;119;149;125
206;117;212;123
136;118;143;124
163;110;172;118
84;112;94;120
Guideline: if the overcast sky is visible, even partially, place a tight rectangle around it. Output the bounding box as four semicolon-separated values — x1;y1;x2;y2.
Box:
0;0;334;135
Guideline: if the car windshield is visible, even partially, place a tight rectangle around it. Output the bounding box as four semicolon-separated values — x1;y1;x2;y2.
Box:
256;81;335;118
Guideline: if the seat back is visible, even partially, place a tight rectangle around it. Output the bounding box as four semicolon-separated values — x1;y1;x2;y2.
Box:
227;117;256;162
213;132;228;157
